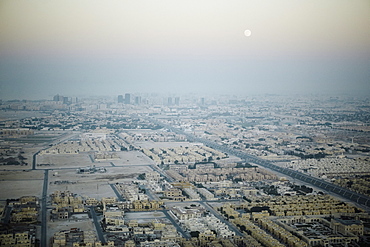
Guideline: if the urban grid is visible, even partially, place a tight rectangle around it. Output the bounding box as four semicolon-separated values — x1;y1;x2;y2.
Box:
0;93;370;247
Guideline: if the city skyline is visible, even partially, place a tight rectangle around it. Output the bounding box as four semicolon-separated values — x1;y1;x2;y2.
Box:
0;0;369;100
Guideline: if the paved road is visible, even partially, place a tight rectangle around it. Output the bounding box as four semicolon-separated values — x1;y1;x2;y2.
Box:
32;151;40;170
141;185;158;201
199;201;244;237
150;164;174;183
33;132;79;170
1;206;12;224
40;169;49;247
109;184;125;201
162;210;191;239
150;117;370;208
89;206;106;244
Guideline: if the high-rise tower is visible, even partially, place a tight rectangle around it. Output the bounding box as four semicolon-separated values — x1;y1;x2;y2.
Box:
118;95;124;103
124;93;131;104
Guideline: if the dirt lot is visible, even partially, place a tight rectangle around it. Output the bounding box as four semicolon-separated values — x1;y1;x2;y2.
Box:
0;179;44;199
47;165;152;199
125;211;169;224
0;170;44;199
47;214;96;245
37;150;155;168
37;153;94;168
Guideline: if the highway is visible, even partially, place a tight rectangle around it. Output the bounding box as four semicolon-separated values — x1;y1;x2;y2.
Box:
149;117;370;208
32;117;370;245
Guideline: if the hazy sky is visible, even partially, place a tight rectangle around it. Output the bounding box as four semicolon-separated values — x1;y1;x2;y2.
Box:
0;0;369;100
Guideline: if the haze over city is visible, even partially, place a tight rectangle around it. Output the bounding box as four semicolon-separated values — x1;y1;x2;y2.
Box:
1;0;370;100
1;1;370;247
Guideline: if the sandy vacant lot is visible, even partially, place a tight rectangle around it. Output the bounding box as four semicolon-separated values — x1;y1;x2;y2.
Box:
47;214;96;245
125;211;169;224
0;169;44;180
0;170;44;199
0;179;44;199
47;165;152;200
37;150;155;169
114;151;155;166
0;149;156;201
37;153;94;168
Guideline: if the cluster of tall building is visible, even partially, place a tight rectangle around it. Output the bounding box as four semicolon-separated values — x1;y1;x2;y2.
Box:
117;93;142;105
53;94;78;104
117;94;181;106
167;97;180;106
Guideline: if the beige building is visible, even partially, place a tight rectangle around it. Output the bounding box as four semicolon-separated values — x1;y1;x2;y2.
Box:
9;196;39;224
52;229;115;247
103;203;125;227
331;218;364;236
163;188;186;201
145;171;161;182
50;191;85;220
170;206;205;221
131;200;163;211
277;216;360;246
0;231;33;247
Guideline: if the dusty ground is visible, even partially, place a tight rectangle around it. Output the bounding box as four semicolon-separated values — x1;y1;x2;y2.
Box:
37;150;155;168
113;151;155;166
125;211;169;224
37;153;94;168
135;141;192;149
47;214;96;245
0;179;44;199
0;170;44;199
47;165;152;200
0;135;202;244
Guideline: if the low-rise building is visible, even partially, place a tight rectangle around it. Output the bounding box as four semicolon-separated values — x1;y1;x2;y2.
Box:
331;218;364;236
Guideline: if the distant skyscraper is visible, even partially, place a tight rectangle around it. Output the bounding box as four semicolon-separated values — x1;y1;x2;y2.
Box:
135;96;141;105
53;94;63;102
167;97;173;106
201;97;205;106
124;93;131;104
118;95;123;103
175;97;180;106
63;97;69;104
